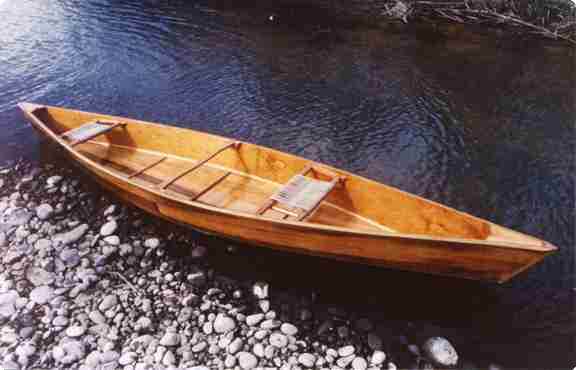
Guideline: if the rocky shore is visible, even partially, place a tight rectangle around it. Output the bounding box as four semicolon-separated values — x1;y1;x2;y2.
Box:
0;159;468;370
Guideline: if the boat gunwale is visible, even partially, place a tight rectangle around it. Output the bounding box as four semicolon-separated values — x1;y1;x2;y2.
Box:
19;102;556;254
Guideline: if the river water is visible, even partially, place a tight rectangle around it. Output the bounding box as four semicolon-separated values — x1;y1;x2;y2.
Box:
0;0;574;368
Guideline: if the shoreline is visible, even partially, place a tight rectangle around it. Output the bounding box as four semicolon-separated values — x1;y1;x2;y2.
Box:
0;158;497;370
224;0;575;45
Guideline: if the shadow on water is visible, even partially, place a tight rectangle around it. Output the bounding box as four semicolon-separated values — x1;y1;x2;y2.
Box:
2;0;575;368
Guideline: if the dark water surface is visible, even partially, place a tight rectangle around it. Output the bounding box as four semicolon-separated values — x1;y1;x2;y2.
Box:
1;0;574;368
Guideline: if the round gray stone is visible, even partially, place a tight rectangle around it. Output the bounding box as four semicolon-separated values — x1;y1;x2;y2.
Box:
298;353;316;367
423;337;458;367
214;314;236;333
98;295;118;311
36;204;54;220
30;285;53;304
280;322;298;336
237;351;258;369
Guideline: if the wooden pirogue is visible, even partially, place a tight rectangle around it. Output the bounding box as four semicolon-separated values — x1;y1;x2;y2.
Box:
19;102;556;282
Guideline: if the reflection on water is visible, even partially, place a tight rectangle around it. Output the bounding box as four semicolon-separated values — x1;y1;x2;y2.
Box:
0;0;574;367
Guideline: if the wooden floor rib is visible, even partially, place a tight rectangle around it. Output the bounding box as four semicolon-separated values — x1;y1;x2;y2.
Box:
76;141;384;231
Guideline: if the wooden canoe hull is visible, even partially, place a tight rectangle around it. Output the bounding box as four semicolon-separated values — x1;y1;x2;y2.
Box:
19;103;556;282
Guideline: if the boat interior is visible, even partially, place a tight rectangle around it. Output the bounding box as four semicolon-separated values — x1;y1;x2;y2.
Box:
24;103;547;248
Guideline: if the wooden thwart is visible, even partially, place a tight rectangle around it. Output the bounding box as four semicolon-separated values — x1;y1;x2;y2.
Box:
159;141;241;190
127;157;167;179
190;172;232;201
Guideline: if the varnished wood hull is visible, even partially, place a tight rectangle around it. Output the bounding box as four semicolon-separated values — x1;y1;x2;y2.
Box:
19;103;556;282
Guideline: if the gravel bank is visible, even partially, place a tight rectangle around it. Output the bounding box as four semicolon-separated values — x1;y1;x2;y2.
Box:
0;159;477;370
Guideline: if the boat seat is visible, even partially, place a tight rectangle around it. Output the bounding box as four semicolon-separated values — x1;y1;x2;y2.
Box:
258;165;344;221
61;120;126;146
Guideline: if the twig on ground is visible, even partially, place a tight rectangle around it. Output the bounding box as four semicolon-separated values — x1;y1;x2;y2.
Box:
112;271;142;297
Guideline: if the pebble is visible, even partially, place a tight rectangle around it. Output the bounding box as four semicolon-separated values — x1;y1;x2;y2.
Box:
298;353;316;367
66;325;86;337
54;339;85;364
0;290;19;317
144;238;159;248
103;205;116;216
56;224;89;245
1;361;19;370
119;351;137;365
89;310;107;324
159;332;180;346
98;294;118;311
162;350;176;366
370;350;386;365
252;342;265;357
238;351;258;369
259;299;270;313
36;204;54;220
423;337;458;367
100;220;117;236
352;356;368;370
338;345;355;357
228;338;243;354
192;341;207;353
47;175;63;187
337;354;356;368
100;350;120;363
260;319;280;330
103;235;120;245
59;248;80;267
29;285;53;304
136;316;152;331
246;313;264;326
202;321;213;335
1;330;18;344
26;267;54;286
52;316;69;326
280;322;298;336
7;209;31;226
85;351;101;367
15;342;36;357
213;314;236;333
224;354;236;367
269;332;288;348
252;281;269;299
